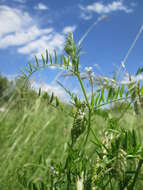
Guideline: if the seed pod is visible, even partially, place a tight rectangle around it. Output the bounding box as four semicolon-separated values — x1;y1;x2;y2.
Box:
71;111;86;145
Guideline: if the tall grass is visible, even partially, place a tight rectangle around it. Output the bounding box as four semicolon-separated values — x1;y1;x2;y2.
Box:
0;97;73;189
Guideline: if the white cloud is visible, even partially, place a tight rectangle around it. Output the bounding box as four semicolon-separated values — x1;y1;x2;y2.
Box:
121;74;143;84
0;26;53;48
63;25;76;34
79;1;133;20
18;33;65;58
87;1;132;14
34;3;48;11
79;12;92;20
18;33;65;57
0;5;32;37
0;5;76;58
31;81;67;101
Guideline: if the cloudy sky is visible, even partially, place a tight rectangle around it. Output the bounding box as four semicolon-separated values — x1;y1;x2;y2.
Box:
0;0;142;99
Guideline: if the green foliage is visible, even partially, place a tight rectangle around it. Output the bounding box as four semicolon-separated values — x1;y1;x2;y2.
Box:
1;32;143;190
0;75;11;101
92;119;143;190
136;67;143;75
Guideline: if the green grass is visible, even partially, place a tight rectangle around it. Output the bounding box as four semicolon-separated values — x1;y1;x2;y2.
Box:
0;98;73;189
0;97;143;189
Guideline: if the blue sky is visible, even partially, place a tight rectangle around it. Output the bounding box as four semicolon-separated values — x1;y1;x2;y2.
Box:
0;0;143;99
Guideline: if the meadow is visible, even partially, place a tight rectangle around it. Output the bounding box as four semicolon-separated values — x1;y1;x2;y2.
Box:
1;86;143;190
1;31;143;190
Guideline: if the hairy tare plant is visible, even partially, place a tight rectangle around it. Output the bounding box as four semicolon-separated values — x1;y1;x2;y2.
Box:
18;23;143;190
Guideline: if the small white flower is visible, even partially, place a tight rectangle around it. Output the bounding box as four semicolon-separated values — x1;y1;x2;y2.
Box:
79;110;85;119
0;107;5;112
76;173;84;190
84;66;93;74
110;79;116;83
103;77;108;81
91;72;95;78
50;166;54;171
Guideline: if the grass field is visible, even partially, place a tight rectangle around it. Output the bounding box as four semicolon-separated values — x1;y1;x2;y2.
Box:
1;32;143;189
0;97;73;189
0;96;143;189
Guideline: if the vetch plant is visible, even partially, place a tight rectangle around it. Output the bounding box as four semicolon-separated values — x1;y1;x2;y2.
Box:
18;21;143;189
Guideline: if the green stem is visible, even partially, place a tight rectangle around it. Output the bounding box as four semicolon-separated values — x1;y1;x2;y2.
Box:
83;109;91;147
76;72;92;152
109;174;113;190
137;81;143;109
128;159;143;190
76;73;91;110
89;76;94;104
